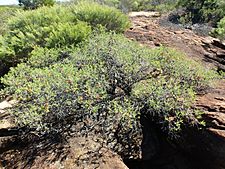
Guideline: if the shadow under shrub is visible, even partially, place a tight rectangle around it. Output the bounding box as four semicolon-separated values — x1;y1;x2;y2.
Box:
0;33;219;159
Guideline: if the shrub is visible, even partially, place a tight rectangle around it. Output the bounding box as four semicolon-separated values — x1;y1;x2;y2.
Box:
177;0;225;25
0;6;21;35
0;3;129;77
92;0;178;12
1;33;218;145
211;16;225;39
71;1;130;33
0;6;90;77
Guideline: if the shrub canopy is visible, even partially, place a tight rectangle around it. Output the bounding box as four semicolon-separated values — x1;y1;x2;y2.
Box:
94;0;178;12
211;16;225;39
0;2;130;77
1;34;218;147
178;0;225;25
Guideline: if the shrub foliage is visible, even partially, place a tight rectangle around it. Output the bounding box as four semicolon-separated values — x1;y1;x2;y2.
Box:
94;0;178;12
0;2;130;77
1;33;218;158
0;6;21;35
177;0;225;25
211;16;225;39
72;1;130;33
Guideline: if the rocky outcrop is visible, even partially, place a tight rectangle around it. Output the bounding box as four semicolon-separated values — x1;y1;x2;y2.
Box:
0;135;129;169
189;80;225;169
202;38;225;71
126;13;225;72
33;137;129;169
125;12;225;169
0;99;17;137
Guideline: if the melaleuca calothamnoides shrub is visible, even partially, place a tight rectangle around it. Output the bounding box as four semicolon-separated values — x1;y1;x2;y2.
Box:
1;33;219;154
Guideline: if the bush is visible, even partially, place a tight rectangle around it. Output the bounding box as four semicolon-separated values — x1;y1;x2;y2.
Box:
0;6;90;77
211;16;225;39
0;6;21;35
1;33;218;145
0;3;130;77
92;0;178;12
177;0;225;25
71;1;130;33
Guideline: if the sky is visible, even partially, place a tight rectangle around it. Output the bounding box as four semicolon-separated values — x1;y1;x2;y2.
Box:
0;0;69;5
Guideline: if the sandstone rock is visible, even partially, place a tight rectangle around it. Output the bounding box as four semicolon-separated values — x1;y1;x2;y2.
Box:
0;120;12;129
0;100;13;110
126;14;225;169
0;100;16;130
201;37;217;45
129;11;161;18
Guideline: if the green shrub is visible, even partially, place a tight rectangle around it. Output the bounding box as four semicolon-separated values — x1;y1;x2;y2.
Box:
211;16;225;39
177;0;225;25
71;1;130;33
155;2;177;13
0;6;21;35
27;47;71;68
0;6;91;77
1;33;219;142
0;3;129;77
19;0;55;10
92;0;178;12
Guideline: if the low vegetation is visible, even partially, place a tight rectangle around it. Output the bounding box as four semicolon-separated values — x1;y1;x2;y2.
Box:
0;2;130;76
0;6;21;34
177;0;225;25
1;33;218;151
211;16;225;39
95;0;178;12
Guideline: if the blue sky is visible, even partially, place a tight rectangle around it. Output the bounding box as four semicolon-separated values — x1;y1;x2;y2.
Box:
0;0;69;5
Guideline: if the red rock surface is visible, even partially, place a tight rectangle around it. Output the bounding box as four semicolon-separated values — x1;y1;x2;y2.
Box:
125;13;225;169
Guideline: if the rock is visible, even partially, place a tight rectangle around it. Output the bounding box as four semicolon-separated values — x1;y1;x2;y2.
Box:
216;50;225;57
186;80;225;169
212;39;225;49
1;136;129;169
0;99;16;130
129;11;161;18
65;137;129;169
201;37;216;45
0;100;13;110
0;120;12;129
